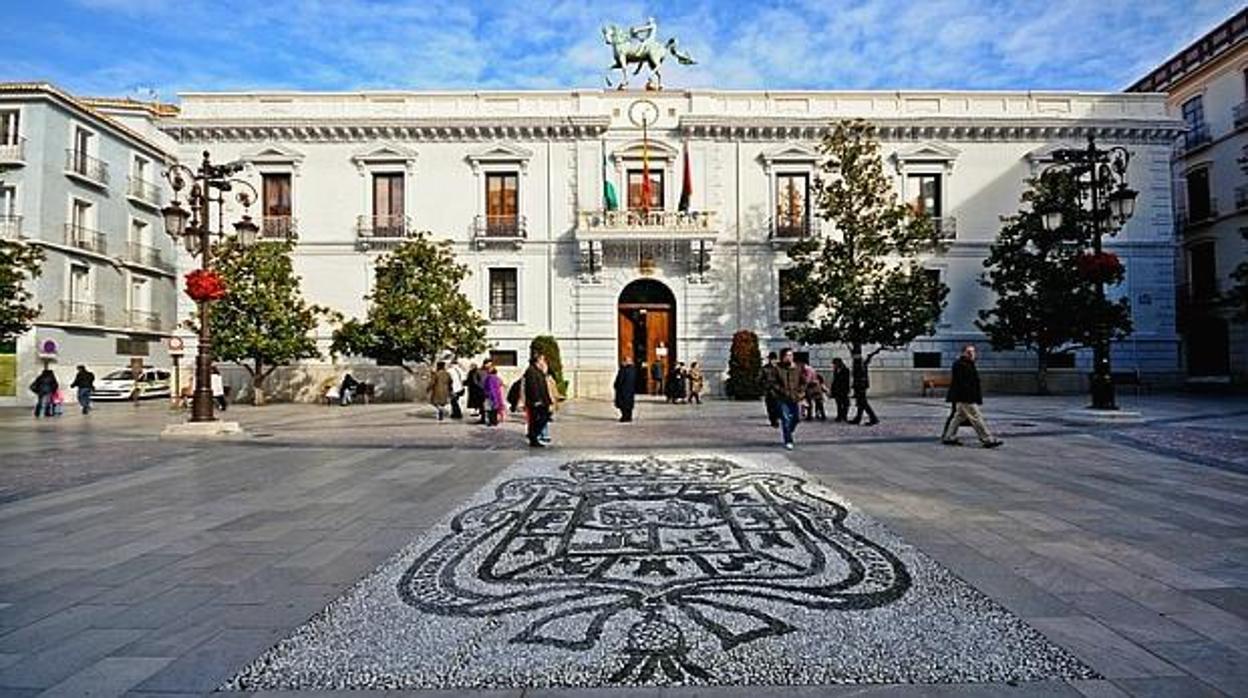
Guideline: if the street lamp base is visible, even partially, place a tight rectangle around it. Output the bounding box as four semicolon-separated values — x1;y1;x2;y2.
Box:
160;420;248;440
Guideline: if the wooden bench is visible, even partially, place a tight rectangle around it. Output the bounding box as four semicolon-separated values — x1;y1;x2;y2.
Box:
921;373;951;397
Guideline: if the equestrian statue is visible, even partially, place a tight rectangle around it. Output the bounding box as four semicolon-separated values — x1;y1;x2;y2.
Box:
602;17;696;91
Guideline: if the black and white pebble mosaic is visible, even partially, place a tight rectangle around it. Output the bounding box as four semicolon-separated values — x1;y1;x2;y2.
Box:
224;454;1096;690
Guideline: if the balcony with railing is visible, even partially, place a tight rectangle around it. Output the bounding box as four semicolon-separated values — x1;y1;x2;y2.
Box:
126;176;163;208
0;137;25;164
64;223;107;254
126;241;174;273
129;309;163;333
472;214;527;248
769;216;820;243
1235;101;1248;130
60;300;105;326
576;209;717;241
356;214;413;250
65;149;109;187
261;215;298;241
0;215;21;241
1181;123;1213;154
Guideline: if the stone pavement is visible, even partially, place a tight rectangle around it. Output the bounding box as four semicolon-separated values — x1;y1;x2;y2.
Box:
0;393;1245;696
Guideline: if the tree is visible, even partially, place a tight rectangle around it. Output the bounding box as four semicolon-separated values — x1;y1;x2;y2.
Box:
977;171;1132;394
784;119;949;404
200;238;330;404
530;335;567;396
331;232;487;371
0;240;43;343
725;329;764;399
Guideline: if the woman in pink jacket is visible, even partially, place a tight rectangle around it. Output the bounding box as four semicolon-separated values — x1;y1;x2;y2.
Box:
482;365;505;427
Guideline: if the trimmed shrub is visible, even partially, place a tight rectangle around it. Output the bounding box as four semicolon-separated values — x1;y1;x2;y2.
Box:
529;335;568;396
725;329;765;399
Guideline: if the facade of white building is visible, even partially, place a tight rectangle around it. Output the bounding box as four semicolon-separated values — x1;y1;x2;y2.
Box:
161;88;1184;398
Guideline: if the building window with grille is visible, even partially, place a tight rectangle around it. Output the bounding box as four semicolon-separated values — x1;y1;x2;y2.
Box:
489;268;518;322
371;173;405;236
627;169;664;211
775;173;809;238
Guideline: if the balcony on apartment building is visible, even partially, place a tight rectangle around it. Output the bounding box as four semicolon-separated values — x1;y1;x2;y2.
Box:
0;214;21;241
1235;101;1248;130
126;176;163;209
64;223;107;254
1235;185;1248;212
65;149;110;187
59;300;105;326
356;214;414;250
1180;123;1213;154
0;137;24;164
127;241;174;273
472;214;527;249
129;309;163;333
261;215;298;241
769;216;822;244
576;209;718;241
1177;198;1220;234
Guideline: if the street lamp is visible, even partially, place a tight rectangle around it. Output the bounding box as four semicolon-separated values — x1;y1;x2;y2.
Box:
162;151;259;423
1038;135;1139;410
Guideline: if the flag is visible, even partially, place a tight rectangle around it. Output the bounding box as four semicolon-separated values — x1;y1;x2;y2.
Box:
602;151;618;211
678;142;692;212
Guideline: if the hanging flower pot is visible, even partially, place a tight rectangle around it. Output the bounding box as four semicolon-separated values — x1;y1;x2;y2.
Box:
185;269;227;302
1075;252;1123;284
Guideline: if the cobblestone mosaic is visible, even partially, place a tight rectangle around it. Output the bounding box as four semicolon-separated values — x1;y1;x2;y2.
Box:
224;454;1097;690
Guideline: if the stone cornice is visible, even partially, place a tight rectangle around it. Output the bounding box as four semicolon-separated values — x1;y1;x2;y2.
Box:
678;117;1184;144
161;116;612;143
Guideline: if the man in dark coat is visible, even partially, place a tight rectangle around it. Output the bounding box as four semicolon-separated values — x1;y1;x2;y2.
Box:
70;365;95;414
524;353;553;447
466;362;486;423
942;344;1002;448
761;351;780;428
30;368;58;418
847;355;878;426
830;357;850;422
768;348;807;450
613;356;637;422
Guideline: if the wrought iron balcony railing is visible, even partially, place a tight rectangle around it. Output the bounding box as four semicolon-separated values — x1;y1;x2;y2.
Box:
1182;123;1212;153
64;223;107;254
0;137;24;163
65;149;109;185
126;176;163;207
127;242;174;272
1235;101;1248;130
261;215;298;240
129;309;163;332
0;214;21;241
769;216;822;241
577;209;716;238
60;300;104;326
473;214;527;238
356;214;413;249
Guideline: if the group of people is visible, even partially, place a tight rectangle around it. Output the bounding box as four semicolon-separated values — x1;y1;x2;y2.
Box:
28;366;88;418
425;352;561;447
660;361;704;404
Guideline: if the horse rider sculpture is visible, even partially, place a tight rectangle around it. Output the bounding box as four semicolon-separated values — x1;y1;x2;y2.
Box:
603;17;696;91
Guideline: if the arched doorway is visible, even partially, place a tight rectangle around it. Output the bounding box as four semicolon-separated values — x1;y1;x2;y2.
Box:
618;279;676;396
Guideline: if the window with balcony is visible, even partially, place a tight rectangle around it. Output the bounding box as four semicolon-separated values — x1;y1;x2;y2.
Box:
0;111;18;146
0;185;17;240
1186;168;1213;222
63;262;100;325
775;173;809;238
67;199;104;253
1189;241;1218;301
778;268;802;323
489;268;518;322
485;172;519;236
128;155;159;206
1182;95;1210;150
262;172;294;239
72;127;91;172
627;169;664;211
371;172;405;236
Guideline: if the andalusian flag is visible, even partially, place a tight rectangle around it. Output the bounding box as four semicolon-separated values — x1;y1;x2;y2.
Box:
603;152;618;211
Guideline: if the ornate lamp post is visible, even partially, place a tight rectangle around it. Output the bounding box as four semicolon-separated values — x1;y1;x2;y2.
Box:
1039;135;1138;410
161;151;259;423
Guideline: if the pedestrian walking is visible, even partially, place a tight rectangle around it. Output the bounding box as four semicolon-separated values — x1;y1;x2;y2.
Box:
830;358;850;422
30;368;58;418
614;356;637;422
798;359;818;420
482;364;504;427
210;367;228;411
941;344;1003;448
338;372;359;406
761;352;781;428
428;361;452;421
70;365;95;414
768;348;807;450
466;362;485;422
848;356;878;426
688;361;704;405
524;353;553;447
448;359;465;420
807;372;828;421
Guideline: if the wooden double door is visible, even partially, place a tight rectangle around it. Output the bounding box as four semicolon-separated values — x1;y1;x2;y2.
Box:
618;304;674;396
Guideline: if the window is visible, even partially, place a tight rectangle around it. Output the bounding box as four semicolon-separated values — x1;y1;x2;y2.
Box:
71;127;92;175
489;268;518;322
485;172;520;234
775;173;809;237
130;218;148;245
627;169;664;211
70;199;93;248
1181;95;1204;129
0;186;15;232
69;263;90;304
778;268;801;322
0;110;18;146
913;352;942;369
115;338;150;356
130;276;149;312
262;173;293;238
1186;168;1212;221
132;156;148;182
1189;241;1218;300
489;349;518;367
372;173;404;235
908;173;942;218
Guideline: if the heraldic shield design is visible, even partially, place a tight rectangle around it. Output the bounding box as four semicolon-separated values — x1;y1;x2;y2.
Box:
397;455;911;682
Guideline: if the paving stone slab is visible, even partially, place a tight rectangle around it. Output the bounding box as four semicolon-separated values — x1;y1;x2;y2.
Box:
224;453;1096;691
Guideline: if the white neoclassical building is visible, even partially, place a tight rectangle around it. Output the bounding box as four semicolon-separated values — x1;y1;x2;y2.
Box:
159;88;1184;398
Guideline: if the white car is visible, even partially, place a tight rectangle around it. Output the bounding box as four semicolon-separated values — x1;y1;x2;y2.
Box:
92;367;172;401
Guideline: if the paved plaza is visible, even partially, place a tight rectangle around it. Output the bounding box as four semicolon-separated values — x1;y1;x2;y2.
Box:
0;393;1246;696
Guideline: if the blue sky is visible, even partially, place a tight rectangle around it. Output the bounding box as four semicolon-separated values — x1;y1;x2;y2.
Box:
1;0;1240;99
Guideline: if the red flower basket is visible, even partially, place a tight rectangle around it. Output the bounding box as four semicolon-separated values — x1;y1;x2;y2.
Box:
1075;252;1123;284
185;269;227;302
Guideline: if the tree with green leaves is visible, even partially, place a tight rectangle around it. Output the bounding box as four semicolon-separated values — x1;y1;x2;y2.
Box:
977;171;1132;394
201;238;331;404
784;119;949;409
0;240;43;343
725;329;764;399
331;232;487;371
530;335;567;396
